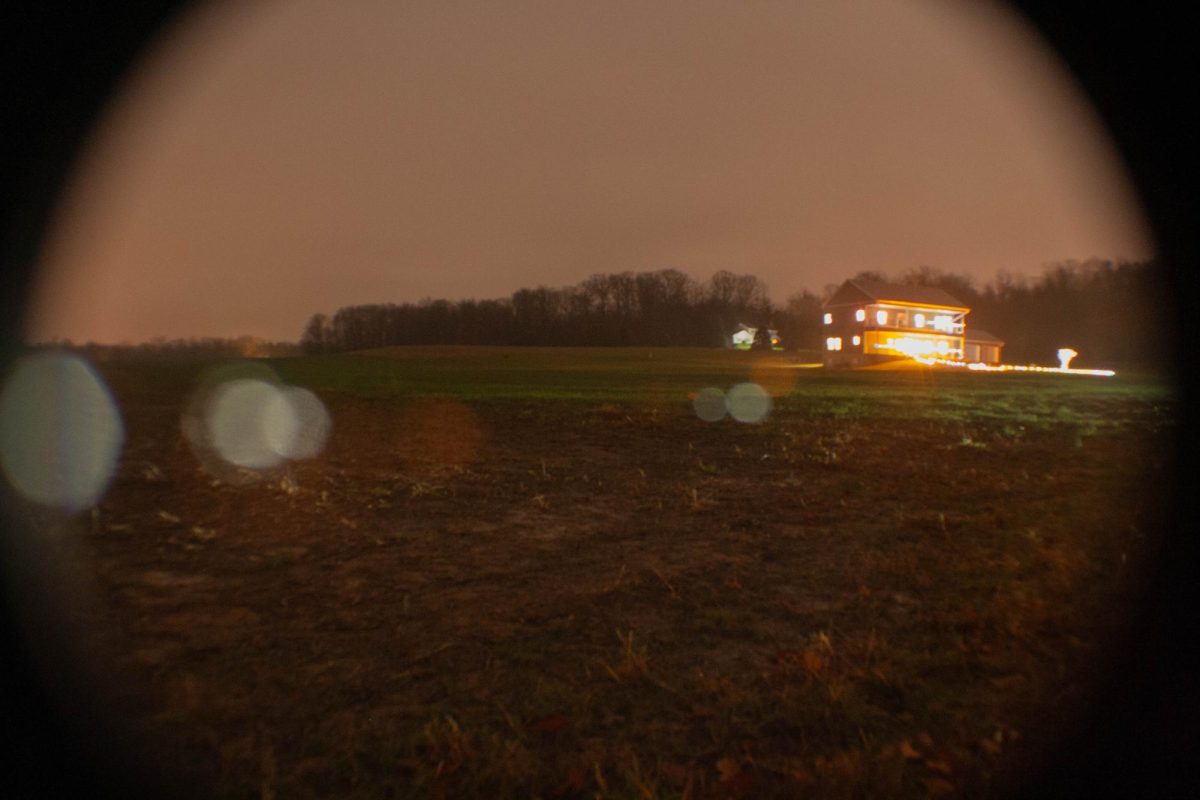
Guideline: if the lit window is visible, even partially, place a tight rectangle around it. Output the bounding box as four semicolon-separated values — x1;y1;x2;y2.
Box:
855;309;865;322
875;310;887;325
933;314;953;332
825;337;842;351
936;340;949;353
823;312;832;325
852;335;861;346
914;313;925;327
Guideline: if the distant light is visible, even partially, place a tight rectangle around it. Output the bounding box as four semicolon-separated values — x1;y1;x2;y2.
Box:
855;309;865;322
826;337;842;351
1057;347;1078;369
726;382;772;424
914;313;925;327
875;310;887;325
0;351;124;512
692;387;727;422
852;335;861;346
823;313;832;325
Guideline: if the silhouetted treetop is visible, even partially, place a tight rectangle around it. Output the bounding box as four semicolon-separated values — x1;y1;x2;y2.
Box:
303;260;1161;366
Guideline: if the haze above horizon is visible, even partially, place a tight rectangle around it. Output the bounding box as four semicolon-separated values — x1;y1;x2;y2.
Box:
27;0;1152;345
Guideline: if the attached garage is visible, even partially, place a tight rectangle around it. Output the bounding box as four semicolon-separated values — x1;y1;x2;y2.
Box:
963;329;1004;364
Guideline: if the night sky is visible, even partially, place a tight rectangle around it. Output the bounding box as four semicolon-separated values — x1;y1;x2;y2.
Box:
27;0;1153;344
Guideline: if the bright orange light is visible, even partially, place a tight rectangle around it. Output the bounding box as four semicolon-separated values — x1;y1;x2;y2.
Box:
864;330;962;359
911;354;1114;376
749;357;800;397
890;336;938;357
397;398;486;472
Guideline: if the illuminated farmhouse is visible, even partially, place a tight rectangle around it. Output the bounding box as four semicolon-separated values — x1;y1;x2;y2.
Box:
821;279;1004;367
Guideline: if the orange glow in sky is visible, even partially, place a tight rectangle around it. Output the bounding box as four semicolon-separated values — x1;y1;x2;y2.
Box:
27;0;1153;344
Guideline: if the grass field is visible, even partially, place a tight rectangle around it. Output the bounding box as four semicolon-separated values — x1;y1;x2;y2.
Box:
50;347;1175;798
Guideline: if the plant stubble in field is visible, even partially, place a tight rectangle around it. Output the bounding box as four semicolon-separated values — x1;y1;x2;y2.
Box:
50;348;1173;799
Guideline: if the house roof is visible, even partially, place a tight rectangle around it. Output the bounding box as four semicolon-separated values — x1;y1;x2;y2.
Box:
825;279;970;311
964;328;1004;345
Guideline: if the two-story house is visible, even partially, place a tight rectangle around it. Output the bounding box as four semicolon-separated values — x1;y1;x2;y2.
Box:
821;279;1003;367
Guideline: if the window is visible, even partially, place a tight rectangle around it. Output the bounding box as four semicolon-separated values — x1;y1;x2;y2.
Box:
875;310;887;325
914;312;925;327
825;337;842;351
855;309;865;322
823;312;832;325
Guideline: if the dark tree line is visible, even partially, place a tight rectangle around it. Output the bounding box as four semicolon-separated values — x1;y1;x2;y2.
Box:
857;259;1166;368
302;270;791;353
302;260;1164;368
50;336;299;361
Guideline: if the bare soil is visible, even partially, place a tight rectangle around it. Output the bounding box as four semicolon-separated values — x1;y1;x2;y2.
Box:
32;364;1172;799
